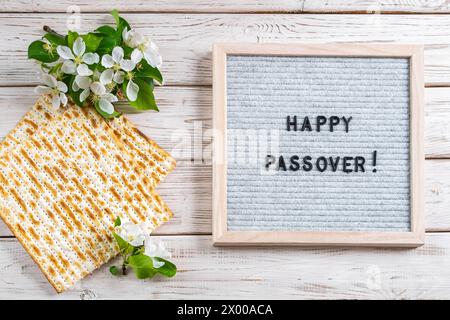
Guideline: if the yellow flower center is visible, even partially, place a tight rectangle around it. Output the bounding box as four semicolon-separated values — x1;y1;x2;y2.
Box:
43;43;53;53
74;56;83;65
126;72;134;81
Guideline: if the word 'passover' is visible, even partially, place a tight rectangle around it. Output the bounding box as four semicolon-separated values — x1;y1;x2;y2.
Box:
265;115;378;174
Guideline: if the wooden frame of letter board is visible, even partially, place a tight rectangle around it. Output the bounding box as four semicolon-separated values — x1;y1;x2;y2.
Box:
212;43;424;247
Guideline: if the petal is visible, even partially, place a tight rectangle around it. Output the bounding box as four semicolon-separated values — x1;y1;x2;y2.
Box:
144;50;163;68
99;98;115;115
34;86;52;95
102;93;118;103
113;71;124;84
56;81;68;93
151;258;165;269
72;37;86;56
72;80;80;91
50;94;60;111
131;49;143;64
120;59;136;72
90;82;106;96
82;52;99;65
61;60;77;74
75;75;91;90
80;88;90;102
122;28;129;41
77;64;93;76
112;46;124;63
100;69;114;85
126;80;139;101
59;93;68;106
42;74;57;87
101;54;114;68
129;234;145;247
144;237;157;257
56;45;75;60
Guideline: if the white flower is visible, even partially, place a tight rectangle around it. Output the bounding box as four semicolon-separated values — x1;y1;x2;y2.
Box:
115;221;146;247
57;37;99;75
122;28;163;69
115;220;153;247
79;82;118;114
34;74;68;111
144;235;171;268
101;46;137;83
76;69;109;99
101;47;140;101
122;28;145;48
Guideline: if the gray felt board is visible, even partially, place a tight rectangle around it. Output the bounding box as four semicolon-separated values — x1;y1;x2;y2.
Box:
226;55;411;232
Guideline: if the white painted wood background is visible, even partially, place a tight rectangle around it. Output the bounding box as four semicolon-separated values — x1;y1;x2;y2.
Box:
1;0;450;299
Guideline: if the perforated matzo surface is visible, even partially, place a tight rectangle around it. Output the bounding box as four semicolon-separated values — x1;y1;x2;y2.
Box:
226;55;411;231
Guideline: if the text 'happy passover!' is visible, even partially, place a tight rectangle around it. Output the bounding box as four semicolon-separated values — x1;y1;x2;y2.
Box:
265;115;378;174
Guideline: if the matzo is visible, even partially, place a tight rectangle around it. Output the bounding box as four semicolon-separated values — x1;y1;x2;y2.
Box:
0;107;173;292
0;98;176;186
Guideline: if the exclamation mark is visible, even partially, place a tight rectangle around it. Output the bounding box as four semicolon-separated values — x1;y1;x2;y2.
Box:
372;150;377;173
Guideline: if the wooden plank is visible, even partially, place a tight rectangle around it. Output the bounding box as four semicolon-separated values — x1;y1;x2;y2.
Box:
0;158;450;236
1;14;450;86
0;87;449;158
1;0;449;13
1;233;450;299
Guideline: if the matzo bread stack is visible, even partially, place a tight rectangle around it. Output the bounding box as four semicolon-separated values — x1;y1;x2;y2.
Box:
0;100;176;292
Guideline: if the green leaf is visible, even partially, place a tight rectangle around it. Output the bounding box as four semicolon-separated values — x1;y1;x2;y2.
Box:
154;258;177;278
94;101;121;119
97;36;116;55
43;32;66;46
66;31;79;48
113;232;131;253
111;9;121;26
96;25;116;37
136;60;163;84
28;40;59;63
111;9;131;39
81;33;103;52
114;217;121;227
128;254;157;279
109;266;120;276
125;78;159;111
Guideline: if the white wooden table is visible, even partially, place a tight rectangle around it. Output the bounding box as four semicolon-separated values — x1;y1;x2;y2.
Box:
1;0;450;299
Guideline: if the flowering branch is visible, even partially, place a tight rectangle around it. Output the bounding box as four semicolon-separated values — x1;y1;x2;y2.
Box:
28;9;164;118
109;217;177;280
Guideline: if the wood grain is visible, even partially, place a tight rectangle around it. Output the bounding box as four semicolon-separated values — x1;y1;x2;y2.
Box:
0;87;449;158
2;234;450;299
1;0;449;13
1;14;450;86
0;158;449;236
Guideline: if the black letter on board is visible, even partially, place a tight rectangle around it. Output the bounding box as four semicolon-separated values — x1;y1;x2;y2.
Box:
329;116;340;132
343;157;353;173
329;156;340;172
342;116;352;133
354;156;366;172
265;155;275;169
301;116;312;132
316;156;328;172
303;156;313;171
278;156;287;171
316;116;327;132
289;155;300;171
286;116;297;132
